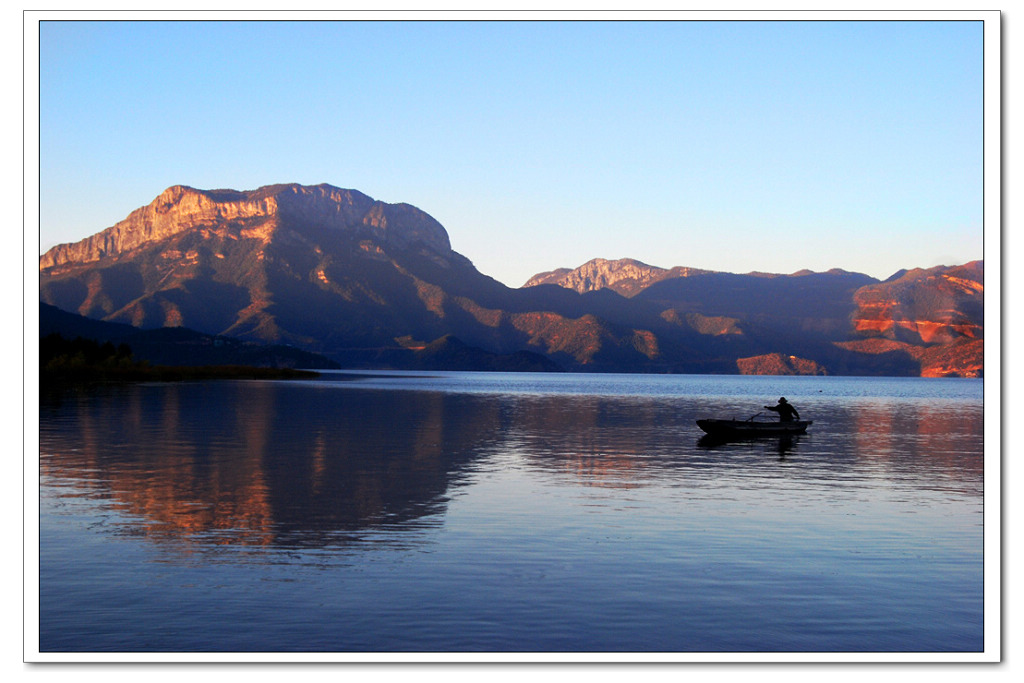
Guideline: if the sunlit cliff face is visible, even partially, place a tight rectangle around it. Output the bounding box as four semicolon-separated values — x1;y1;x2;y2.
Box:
852;316;983;344
851;266;984;345
39;183;454;271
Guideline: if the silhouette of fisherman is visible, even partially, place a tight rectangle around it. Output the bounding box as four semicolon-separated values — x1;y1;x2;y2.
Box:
764;397;800;422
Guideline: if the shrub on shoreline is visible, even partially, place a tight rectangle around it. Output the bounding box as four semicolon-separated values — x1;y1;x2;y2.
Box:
40;333;319;383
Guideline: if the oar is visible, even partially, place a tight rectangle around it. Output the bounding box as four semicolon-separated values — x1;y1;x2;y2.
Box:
747;411;764;422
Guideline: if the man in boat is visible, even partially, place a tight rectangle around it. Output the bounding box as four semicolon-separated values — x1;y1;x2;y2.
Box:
764;397;800;422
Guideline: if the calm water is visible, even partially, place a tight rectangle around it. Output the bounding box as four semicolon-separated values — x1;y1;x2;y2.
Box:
37;372;985;654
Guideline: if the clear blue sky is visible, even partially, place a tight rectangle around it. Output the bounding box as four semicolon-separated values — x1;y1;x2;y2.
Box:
38;18;984;286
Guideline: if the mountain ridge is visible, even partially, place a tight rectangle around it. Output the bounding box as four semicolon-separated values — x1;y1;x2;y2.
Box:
40;183;455;270
39;183;984;377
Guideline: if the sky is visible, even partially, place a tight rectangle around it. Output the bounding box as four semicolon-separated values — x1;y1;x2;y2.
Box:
36;16;987;287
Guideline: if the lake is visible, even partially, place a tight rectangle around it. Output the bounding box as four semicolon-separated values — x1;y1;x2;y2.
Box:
35;372;987;658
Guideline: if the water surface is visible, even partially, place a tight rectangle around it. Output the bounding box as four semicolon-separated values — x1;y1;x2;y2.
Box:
38;372;985;654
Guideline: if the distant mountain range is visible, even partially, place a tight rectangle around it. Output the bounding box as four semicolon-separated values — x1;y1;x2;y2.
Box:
39;183;984;376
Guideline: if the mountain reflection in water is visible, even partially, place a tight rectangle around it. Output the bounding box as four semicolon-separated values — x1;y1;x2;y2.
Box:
39;374;985;653
41;382;503;552
40;378;983;559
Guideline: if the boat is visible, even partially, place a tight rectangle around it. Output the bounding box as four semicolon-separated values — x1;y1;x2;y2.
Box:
696;418;812;437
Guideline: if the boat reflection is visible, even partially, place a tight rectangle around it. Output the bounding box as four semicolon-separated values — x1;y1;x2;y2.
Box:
697;431;803;458
40;379;982;558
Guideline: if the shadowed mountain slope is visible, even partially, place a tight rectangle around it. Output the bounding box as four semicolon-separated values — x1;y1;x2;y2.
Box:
40;184;984;376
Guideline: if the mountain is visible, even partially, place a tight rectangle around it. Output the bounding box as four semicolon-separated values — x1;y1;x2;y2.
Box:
40;303;560;373
39;183;455;270
40;301;341;369
523;257;983;376
850;261;983;344
41;184;490;349
834;261;984;377
40;183;984;377
523;258;712;297
39;183;676;372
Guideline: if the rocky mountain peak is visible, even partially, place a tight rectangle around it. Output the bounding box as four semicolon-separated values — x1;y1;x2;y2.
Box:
524;257;671;296
36;181;984;377
40;183;453;270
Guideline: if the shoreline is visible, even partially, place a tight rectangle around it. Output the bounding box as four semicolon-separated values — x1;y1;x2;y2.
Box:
40;365;321;384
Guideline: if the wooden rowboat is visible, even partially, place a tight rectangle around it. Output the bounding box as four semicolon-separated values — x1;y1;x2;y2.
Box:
696;418;812;437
